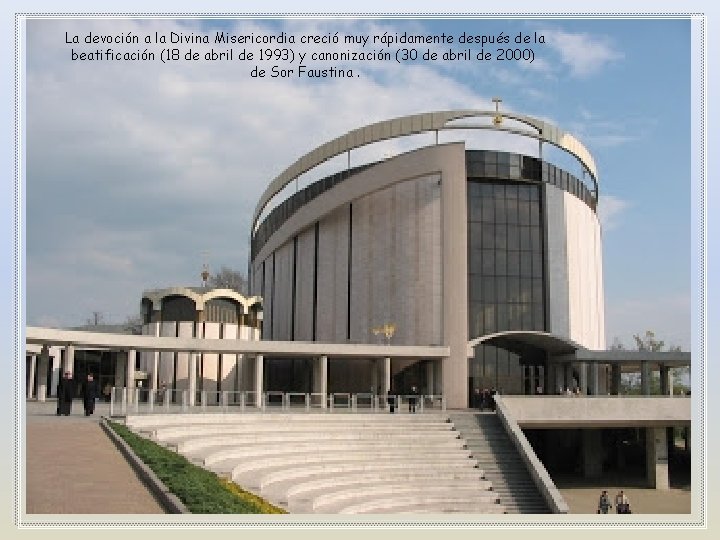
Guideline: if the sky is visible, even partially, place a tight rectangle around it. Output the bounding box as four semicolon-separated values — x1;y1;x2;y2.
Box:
24;16;693;350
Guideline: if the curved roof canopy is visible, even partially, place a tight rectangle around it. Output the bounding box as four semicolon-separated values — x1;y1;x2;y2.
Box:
253;110;598;230
467;331;585;358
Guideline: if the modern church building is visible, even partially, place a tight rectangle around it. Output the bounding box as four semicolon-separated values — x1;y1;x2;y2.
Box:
250;110;607;408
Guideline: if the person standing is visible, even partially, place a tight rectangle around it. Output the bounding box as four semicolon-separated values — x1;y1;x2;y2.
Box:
57;371;75;416
615;490;630;514
82;373;98;416
408;385;419;413
597;490;612;514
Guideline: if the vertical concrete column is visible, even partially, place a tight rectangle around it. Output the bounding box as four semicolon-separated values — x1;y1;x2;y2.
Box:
611;364;621;395
50;350;61;397
426;360;435;395
564;363;573;390
37;345;50;402
528;366;535;394
660;366;673;396
646;427;669;489
126;350;136;394
441;146;470;409
151;352;160;391
114;351;126;387
383;357;391;396
188;353;197;407
554;364;564;394
583;429;603;478
27;354;37;399
578;362;588;394
317;355;327;408
589;363;599;396
236;354;244;392
640;361;651;396
64;345;75;375
254;354;264;408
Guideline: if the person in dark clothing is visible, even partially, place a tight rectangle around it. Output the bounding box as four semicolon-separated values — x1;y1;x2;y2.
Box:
489;387;497;411
57;372;75;416
388;387;396;413
82;373;98;416
408;385;419;413
472;388;481;410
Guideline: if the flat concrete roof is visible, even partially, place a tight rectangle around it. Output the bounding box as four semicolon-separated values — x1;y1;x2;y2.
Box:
25;327;450;359
499;396;691;428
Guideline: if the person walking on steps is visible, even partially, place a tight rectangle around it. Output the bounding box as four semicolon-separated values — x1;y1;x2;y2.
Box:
598;490;612;514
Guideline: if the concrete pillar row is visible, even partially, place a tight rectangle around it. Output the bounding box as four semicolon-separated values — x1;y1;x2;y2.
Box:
27;354;37;399
426;360;435;396
37;345;50;402
126;349;136;393
640;361;651;396
611;364;622;395
646;427;670;490
578;362;588;394
589;363;599;396
254;354;264;408
318;355;327;408
63;345;75;375
383;357;391;395
660;366;673;396
188;353;198;407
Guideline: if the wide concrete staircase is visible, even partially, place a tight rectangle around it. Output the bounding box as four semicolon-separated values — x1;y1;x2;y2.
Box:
124;413;508;515
449;412;550;514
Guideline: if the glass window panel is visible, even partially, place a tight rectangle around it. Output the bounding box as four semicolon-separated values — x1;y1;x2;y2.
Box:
494;198;506;224
469;249;483;272
529;201;541;226
469;222;483;248
497;164;510;178
482;249;495;274
561;172;568;191
484;163;497;176
482;197;495;222
482;223;495;249
505;184;518;200
496;304;508;332
531;226;542;251
507;225;519;250
470;303;483;336
493;184;505;198
521;304;533;329
483;305;496;334
510;165;521;178
485;152;497;164
520;226;532;251
532;278;544;304
520;252;532;277
495;224;507;250
518;185;531;201
533;304;545;331
508;304;521;329
468;199;482;222
529;185;539;201
482;277;495;304
542;162;549;182
469;275;482;301
480;183;494;198
495;250;507;275
532;252;543;277
518;201;530;226
509;154;520;166
505;198;518;224
507;251;520;276
497;152;510;165
520;278;533;303
496;276;507;303
468;182;481;198
507;276;520;302
484;346;496;376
